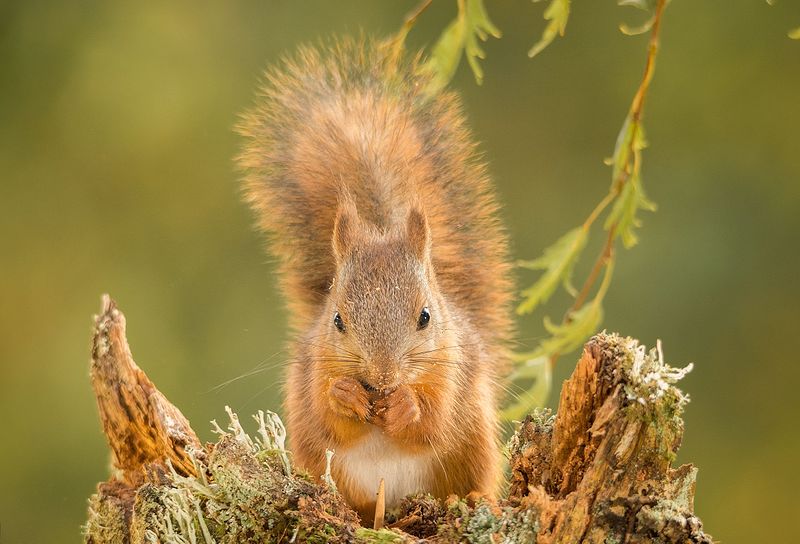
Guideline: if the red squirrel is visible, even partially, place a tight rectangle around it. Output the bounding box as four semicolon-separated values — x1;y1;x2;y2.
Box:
237;38;514;522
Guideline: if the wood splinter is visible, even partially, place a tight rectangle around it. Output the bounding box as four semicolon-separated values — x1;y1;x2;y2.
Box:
373;478;386;530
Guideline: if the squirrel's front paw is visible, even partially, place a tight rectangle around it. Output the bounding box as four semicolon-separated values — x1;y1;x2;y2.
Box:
328;376;371;422
373;384;421;436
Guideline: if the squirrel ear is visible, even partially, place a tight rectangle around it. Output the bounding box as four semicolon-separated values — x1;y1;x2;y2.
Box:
405;207;431;260
332;203;357;262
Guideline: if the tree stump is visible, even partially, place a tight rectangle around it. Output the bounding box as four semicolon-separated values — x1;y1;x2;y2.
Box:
84;296;712;543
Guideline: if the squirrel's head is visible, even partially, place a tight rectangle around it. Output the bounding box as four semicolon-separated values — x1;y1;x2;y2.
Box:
315;202;457;392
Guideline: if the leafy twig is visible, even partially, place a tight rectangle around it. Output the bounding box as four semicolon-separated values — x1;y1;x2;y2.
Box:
505;0;669;418
388;0;501;94
529;0;572;58
420;0;501;93
384;0;434;66
389;1;670;416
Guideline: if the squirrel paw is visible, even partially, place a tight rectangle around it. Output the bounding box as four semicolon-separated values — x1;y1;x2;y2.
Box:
328;376;371;422
373;384;421;436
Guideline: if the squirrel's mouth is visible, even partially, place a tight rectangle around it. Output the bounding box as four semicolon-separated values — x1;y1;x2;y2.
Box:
359;380;378;393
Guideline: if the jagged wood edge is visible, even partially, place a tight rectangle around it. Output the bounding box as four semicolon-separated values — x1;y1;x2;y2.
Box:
508;337;711;543
90;294;201;482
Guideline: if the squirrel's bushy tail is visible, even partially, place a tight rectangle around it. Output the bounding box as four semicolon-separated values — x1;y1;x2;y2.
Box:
237;37;513;351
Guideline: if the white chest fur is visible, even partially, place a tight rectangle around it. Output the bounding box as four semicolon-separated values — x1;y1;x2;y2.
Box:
336;428;433;507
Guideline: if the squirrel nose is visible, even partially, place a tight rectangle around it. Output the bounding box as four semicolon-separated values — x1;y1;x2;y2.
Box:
365;364;400;392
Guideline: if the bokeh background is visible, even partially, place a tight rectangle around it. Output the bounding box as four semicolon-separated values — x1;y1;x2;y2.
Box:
1;1;798;542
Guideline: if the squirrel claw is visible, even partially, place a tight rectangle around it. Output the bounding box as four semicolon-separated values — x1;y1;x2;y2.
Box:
373;384;421;436
328;376;371;422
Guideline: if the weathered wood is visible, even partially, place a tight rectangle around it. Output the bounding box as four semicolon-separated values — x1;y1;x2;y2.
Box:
84;296;712;543
90;294;201;483
507;337;709;543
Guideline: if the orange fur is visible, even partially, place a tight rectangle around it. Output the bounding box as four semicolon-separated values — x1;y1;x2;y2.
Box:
237;37;513;522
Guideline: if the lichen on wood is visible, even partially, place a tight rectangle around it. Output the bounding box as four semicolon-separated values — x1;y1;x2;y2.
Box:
84;296;712;543
506;336;710;543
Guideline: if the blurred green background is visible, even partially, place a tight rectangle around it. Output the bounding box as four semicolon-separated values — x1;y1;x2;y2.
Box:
1;1;798;542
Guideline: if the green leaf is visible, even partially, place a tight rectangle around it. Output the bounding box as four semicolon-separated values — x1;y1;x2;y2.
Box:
605;173;656;248
464;0;502;85
519;259;614;362
420;0;500;94
501;356;552;421
517;226;588;315
606;113;656;248
537;301;603;358
609;115;639;184
528;0;571;58
423;16;468;94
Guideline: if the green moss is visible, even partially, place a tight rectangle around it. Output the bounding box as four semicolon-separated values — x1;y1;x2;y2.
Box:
86;409;361;544
434;499;540;544
301;523;341;544
500;507;539;544
354;527;410;543
463;503;503;543
84;490;129;543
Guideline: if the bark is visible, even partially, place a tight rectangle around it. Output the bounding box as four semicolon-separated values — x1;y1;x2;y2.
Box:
90;295;202;483
84;296;712;543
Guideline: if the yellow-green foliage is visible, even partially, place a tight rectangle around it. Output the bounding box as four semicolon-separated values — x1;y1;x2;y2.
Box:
420;0;501;93
390;1;674;418
528;0;571;58
514;0;666;400
517;227;587;316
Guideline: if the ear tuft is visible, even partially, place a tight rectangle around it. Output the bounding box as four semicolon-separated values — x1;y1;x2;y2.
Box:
332;203;358;262
406;207;430;260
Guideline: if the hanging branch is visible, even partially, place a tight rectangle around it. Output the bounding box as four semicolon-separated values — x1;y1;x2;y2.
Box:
507;0;670;417
548;0;667;362
387;0;501;94
381;1;673;416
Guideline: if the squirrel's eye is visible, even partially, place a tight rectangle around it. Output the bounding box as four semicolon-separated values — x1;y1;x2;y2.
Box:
333;311;346;333
417;307;431;330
